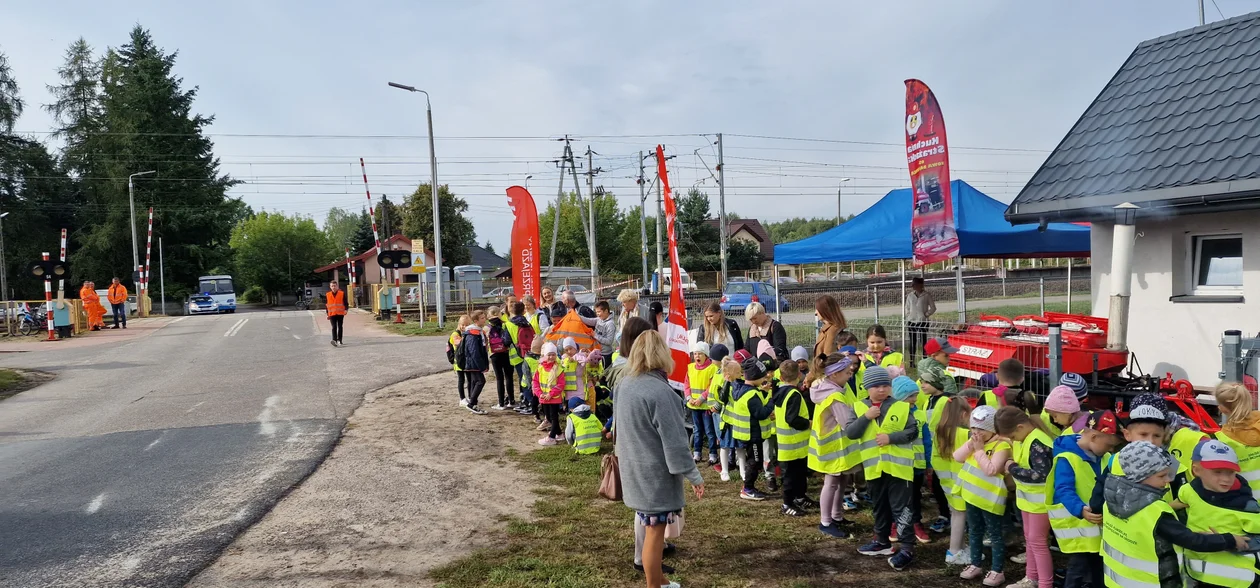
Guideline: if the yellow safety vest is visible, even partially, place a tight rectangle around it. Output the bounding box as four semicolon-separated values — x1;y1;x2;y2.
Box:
776;387;810;461
979;389;1002;409
1169;427;1208;480
710;377;727;430
1178;482;1260;587
723;386;773;441
686;362;719;410
1215;430;1260;501
449;331;463;372
567;412;603;455
1039;411;1063;437
1048;450;1102;553
855;400;914;482
935;428;969;512
910;406;926;470
808;392;866;474
757;388;775;439
854;351;905;400
1102;498;1175;588
527;312;542;335
1012;428;1054;514
561;357;579;395
956;438;1010;515
503;320;524;366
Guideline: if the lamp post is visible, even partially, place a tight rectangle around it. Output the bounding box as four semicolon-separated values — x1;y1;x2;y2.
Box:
388;82;444;327
128;170;156;282
525;174;533;190
0;211;7;333
836;177;852;226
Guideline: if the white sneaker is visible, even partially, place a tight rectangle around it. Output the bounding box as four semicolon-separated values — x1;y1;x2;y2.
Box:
1009;552;1026;564
661;582;680;588
460;398;469;406
945;549;971;566
491;404;506;411
720;471;731;482
1005;578;1037;588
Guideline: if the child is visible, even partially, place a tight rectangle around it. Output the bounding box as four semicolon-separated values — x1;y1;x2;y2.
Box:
564;397;602;455
713;349;742;482
726;355;775;501
934;396;974;565
774;361;813;517
849;372;920;571
1178;439;1260;587
1049;409;1121;588
996;406;1056;588
684;342;720;464
1104;441;1247;588
448;314;471;405
1059;373;1091;432
560;337;585;405
533;342;566;445
486;307;517;411
583;349;605;408
981;358;1025;409
790;345;811;381
1215;381;1260;500
920;358;954;536
462;310;491;415
508;302;536;415
1042;385;1086;437
593;301;616;369
954;405;1011;586
809;354;861;539
918;336;959;397
1166;412;1209;488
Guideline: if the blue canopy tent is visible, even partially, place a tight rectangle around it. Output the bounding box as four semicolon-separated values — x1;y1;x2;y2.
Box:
774;180;1090;264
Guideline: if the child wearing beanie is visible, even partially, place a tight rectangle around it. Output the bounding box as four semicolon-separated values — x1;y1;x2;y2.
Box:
849;372;920;571
725;356;775;500
954;405;1012;586
1042;385;1086;437
1102;441;1246;588
893;376;934;545
1178;440;1260;587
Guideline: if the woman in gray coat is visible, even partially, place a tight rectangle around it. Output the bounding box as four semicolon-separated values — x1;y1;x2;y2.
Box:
616;329;705;588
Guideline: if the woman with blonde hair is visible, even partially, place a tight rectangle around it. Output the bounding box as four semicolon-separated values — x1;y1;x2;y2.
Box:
813;294;847;359
616;329;704;588
616;288;644;347
745;301;788;362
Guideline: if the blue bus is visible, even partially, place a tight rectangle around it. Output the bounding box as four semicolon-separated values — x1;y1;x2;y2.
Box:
197;275;237;313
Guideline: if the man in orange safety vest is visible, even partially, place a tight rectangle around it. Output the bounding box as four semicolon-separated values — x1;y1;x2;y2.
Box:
326;281;347;347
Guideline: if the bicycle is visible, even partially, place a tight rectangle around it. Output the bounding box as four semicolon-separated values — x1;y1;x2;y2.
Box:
294;297;310;311
18;310;47;336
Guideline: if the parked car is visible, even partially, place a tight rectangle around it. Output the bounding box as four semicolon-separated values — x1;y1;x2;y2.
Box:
727;276;754;283
555;284;597;306
484;286;514;299
775;276;799;286
187;294;220;315
719;282;789;313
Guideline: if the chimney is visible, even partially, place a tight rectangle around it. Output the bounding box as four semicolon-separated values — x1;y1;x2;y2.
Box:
1106;203;1139;351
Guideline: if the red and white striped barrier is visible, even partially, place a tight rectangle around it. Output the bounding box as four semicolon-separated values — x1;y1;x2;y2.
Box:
142;208;154;311
359;158;402;322
42;252;54;341
58;229;67;296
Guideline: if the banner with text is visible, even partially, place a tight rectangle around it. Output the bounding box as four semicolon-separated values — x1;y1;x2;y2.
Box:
506;186;542;298
905;79;959;266
655;145;690;391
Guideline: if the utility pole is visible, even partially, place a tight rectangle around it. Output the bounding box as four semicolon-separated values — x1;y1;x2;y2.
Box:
566;143;596;292
655;154;664;293
638;151;650;291
159;237;166;316
584;146;600;292
548;138;567;275
716;133;729;289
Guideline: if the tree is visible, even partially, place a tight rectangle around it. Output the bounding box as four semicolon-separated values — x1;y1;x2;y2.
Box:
727;240;762;270
71;26;242;291
0;136;76;298
377;194;402;237
483;241;496;255
230;212;333;295
673;188;721;272
0;48;22;134
537;190;627;272
350;210;377;254
400;184;475;267
323;207;361;252
764;216;845;244
44;38;102;177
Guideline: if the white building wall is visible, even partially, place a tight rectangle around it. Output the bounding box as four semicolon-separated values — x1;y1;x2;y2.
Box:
1091;210;1260;386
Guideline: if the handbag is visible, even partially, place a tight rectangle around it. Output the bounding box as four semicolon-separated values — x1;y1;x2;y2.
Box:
599;453;622;501
664;510;685;539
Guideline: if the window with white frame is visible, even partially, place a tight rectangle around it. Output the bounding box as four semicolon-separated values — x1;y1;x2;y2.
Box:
1190;234;1243;294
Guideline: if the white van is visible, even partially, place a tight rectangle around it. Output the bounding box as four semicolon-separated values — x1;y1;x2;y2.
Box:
651;268;697;293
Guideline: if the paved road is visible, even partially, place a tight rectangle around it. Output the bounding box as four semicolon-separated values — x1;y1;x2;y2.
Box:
0;308;448;587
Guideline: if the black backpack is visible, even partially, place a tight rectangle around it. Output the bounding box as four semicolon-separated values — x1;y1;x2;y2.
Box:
454;333;469;370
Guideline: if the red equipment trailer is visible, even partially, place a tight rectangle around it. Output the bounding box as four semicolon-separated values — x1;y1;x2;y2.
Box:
944;312;1128;384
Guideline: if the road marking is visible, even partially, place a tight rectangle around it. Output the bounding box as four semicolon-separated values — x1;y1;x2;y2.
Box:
172;316;188;324
224;318;246;337
145;432;166;451
283;325;290;330
85;493;106;514
186;401;205;414
292;334;301;340
258;395;279;437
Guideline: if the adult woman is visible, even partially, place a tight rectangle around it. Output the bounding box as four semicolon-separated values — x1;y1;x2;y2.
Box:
522;295;548;331
697;302;743;351
745;302;789;362
813;294;848;359
616;329;704;588
648;301;664;329
616;289;643;346
540;287;556;310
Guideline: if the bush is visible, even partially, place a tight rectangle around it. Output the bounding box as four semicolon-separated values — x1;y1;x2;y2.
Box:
240;285;266;304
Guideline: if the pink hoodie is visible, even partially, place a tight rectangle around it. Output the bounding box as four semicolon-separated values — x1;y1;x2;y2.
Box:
810;377;856;436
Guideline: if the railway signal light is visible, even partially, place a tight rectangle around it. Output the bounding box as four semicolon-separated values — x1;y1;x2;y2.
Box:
376;250;412;270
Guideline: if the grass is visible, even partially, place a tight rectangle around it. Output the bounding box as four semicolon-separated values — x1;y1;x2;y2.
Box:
0;369;29;400
430;443;989;588
384;322;452;337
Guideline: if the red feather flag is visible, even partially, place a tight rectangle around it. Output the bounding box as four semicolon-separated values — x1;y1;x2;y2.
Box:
655;145;690;391
506;186;542;298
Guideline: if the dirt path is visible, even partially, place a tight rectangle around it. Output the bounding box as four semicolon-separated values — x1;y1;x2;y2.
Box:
188;371;544;587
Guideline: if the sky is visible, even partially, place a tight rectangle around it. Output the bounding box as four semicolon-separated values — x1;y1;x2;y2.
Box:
4;0;1257;256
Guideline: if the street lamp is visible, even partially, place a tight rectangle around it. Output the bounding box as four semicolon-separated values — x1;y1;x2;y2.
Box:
128;170;156;281
387;81;444;327
0;211;8;315
525;174;533;190
836;177;852;226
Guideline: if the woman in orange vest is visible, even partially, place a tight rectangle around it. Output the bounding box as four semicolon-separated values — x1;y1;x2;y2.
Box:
80;281;107;331
326;281;347;346
107;278;129;329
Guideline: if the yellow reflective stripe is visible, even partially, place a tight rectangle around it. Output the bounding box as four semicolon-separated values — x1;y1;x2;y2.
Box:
1103;567;1159;588
1048;506;1077;521
1186;558;1258;584
1016;489;1046;505
935;469;955;484
777;437;808;452
1052;525;1102;539
958;480;1003;506
1103;543;1159;575
880;454;914;467
725;413;751;424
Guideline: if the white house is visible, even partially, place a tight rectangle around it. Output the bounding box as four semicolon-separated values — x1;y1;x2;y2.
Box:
1006;13;1260;387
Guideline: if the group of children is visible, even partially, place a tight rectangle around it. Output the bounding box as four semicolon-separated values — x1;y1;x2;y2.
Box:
447;300;611;449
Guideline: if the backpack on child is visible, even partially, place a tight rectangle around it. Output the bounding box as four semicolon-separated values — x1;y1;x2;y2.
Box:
446;337;458;365
488;326;510;354
515;323;536;355
454;333;469;370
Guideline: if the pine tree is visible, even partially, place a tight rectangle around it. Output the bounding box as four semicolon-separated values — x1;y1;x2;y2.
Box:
0;48;22;134
73;26;242;291
401;184;475;266
44;38;102;176
351;210;377;254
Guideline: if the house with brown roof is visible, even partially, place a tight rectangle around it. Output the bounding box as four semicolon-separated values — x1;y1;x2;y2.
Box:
704;218;775;269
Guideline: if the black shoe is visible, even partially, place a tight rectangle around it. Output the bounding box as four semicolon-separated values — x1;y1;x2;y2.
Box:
795;496;819;509
632;562;675;575
766;476;780;493
122;325;126;329
662;543;676;557
818;522;850;539
781;504;806;517
331;340;337;347
111;325;119;329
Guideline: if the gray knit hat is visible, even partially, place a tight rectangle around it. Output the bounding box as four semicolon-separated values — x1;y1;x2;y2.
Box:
864;365;891;389
1118;441;1176;483
970;405;997;433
